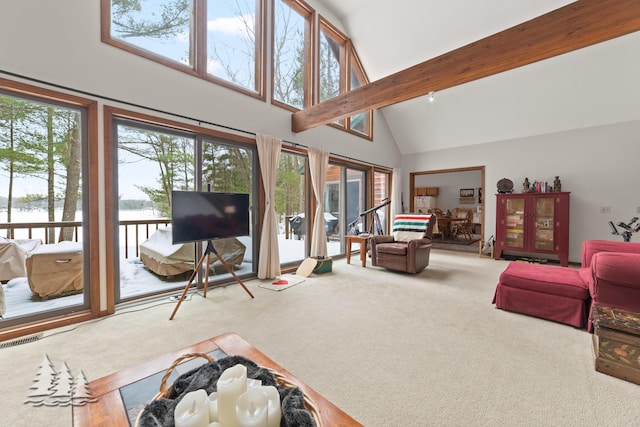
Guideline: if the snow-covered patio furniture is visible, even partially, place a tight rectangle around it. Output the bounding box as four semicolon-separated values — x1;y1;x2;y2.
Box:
26;241;83;299
139;227;246;278
0;237;42;283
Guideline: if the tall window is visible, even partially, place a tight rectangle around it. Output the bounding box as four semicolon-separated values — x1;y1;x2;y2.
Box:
202;139;256;276
324;164;366;257
115;121;195;302
104;0;264;95
272;0;313;110
349;49;371;136
276;151;306;263
318;18;372;137
373;170;390;234
111;116;258;303
319;19;345;113
206;0;260;92
0;89;93;325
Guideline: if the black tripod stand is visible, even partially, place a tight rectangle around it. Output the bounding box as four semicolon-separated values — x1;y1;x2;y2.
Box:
169;240;254;320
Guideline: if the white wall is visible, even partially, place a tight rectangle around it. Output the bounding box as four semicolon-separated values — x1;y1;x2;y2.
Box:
402;120;640;263
0;0;401;169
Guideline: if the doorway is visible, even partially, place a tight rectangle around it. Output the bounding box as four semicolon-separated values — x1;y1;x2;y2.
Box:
410;166;485;252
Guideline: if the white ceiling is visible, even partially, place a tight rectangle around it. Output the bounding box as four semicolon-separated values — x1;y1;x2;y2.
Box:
317;0;640;154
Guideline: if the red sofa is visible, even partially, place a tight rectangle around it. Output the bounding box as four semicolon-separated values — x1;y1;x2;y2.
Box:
493;240;640;330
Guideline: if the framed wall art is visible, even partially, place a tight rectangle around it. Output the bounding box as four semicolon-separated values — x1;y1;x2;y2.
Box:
459;188;474;197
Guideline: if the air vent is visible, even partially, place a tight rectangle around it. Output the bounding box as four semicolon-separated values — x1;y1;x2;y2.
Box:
0;333;43;349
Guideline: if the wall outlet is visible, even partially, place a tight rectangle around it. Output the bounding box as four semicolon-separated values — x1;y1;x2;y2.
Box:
600;206;611;214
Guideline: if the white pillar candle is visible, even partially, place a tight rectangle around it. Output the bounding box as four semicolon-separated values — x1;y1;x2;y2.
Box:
174;389;210;427
260;386;281;427
208;391;218;422
217;364;248;427
247;378;262;389
236;388;268;427
207;423;221;427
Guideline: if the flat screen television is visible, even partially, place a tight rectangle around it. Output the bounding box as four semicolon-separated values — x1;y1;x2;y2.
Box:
171;190;250;244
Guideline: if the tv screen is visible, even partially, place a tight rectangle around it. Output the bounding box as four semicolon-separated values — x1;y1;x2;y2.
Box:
171;191;250;244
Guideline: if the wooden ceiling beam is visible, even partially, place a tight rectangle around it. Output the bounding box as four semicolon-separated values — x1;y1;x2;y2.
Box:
292;0;640;133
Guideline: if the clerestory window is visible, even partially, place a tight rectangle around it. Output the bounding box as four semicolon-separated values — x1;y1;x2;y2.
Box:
318;17;372;139
319;19;345;127
103;1;371;138
272;0;313;110
349;48;371;136
103;0;264;96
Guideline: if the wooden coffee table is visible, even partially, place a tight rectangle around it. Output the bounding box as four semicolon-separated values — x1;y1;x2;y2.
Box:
72;333;361;426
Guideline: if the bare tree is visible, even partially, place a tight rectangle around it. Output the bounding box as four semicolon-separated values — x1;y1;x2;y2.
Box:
111;0;191;40
118;127;194;217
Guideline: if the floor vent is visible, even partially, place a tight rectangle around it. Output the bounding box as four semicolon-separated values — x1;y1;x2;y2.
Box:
0;333;43;349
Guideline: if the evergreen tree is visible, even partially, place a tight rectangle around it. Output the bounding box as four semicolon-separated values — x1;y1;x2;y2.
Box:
71;370;96;406
24;354;56;406
45;362;74;407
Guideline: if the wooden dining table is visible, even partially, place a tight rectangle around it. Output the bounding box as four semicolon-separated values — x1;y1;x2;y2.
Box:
434;216;466;240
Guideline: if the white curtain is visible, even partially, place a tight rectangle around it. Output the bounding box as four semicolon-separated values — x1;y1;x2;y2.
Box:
308;146;329;257
256;133;282;279
391;167;404;215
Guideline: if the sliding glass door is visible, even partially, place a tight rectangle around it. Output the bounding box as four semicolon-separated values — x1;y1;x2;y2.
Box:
324;164;366;257
373;170;391;234
113;120;258;303
115;121;196;302
201;138;257;278
276;151;307;264
0;91;91;324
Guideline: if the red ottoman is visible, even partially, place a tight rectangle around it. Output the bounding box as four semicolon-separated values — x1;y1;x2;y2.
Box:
492;262;591;328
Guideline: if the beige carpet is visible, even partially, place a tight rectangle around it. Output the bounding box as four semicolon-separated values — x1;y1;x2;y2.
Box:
1;250;639;426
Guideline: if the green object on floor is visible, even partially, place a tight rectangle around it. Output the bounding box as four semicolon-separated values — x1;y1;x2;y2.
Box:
313;257;333;274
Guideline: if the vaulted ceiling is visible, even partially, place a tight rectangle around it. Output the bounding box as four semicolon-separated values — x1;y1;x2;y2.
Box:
316;0;640;155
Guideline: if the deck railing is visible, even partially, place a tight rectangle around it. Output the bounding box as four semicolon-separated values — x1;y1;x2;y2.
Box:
0;218;171;259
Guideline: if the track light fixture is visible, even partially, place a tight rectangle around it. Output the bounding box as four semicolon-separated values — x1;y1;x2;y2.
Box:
427;91;436;103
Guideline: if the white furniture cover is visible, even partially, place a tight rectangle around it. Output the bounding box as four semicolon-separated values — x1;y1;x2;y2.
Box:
0;237;41;282
139;227;246;277
26;241;83;298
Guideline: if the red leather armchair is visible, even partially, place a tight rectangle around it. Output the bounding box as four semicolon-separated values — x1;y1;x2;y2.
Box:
369;214;435;273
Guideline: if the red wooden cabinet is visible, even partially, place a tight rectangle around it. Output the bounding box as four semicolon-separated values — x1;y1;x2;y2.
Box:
494;192;570;266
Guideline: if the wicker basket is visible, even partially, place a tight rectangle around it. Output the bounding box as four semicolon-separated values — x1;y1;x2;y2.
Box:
135;352;322;427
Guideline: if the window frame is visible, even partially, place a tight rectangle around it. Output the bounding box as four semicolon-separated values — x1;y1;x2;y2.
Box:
347;44;373;139
317;17;373;139
270;0;315;112
0;78;100;342
318;17;347;108
103;106;261;306
101;0;266;99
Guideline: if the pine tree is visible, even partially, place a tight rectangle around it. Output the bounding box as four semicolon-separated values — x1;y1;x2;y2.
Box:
71;370;96;406
44;362;73;407
24;354;56;406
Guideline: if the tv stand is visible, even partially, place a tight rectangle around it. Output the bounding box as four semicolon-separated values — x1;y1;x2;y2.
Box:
169;240;254;320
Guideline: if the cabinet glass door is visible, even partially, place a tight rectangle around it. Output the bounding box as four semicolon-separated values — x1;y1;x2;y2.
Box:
505;198;525;248
534;197;554;251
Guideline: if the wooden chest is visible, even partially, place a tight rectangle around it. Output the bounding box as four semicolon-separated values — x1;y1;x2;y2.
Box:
592;305;640;385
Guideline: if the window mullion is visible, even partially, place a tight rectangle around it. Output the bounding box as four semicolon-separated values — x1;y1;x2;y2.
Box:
194;0;207;78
